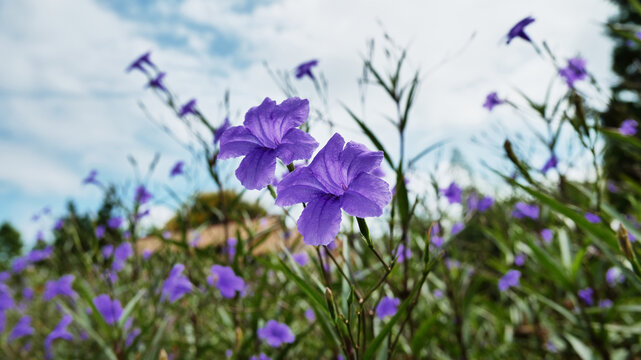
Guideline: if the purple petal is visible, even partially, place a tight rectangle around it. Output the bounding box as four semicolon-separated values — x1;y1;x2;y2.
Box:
339;141;384;184
275;167;327;206
235;148;277;190
297;195;342;246
275;128;318;165
244;97;309;147
341;173;391;218
218;126;262;160
307;133;346;195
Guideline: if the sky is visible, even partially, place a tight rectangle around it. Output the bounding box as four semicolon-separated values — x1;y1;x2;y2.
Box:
0;0;619;247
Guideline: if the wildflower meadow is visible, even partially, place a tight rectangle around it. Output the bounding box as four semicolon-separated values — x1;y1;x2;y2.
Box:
2;2;641;359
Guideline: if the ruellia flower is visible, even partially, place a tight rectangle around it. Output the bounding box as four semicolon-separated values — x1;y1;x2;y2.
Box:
540;228;553;243
295;59;318;80
95;225;106;239
606;267;625;287
214;117;231;144
619;119;638;136
498;270;521;291
162;264;193;303
219;97;318;190
276;133;391;246
9;316;34;342
483;92;503;111
43;275;76;301
178;99;198;117
44;315;73;356
170;161;184;177
506;17;535;44
512;202;539;220
441;182;462;204
578;287;594;306
540;155;558;174
376;296;400;319
257;320;295;348
93;294;123;325
584;212;601;223
134;185;153;204
126;51;154;73
82;169;99;185
208;265;245;298
147;72;167;92
559;57;587;88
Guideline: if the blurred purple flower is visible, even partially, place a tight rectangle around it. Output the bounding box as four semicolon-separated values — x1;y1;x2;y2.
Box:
82;169;98;185
585;212;601;223
433;289;444;299
540;228;553;243
305;308;315;323
142;250;153;260
250;354;271;360
514;254;526;266
107;216;124;229
498;270;521;291
53;219;64;231
376;296;400;319
214;117;231;144
559;57;587;88
431;236;443;248
219;97;318;190
170;161;184;177
446;258;461;270
22;287;34;301
126;51;154;73
441;182;462;204
578;287;594;306
541;155;558;174
276;133;390;246
226;349;233;358
512;202;539;220
395;244;412;263
483;92;503;111
44;315;73;355
208;265;245;298
451;223;464;236
189;235;201;248
112;242;133;272
599;299;613;309
292;252;309;266
95;225;106;239
178;99;197;117
257;320;295;347
27;246;53;263
478;197;494;212
619;119;638;136
43;275;76;301
227;237;237;261
607;181;619;193
147;72;167;91
295;59;318;80
9;316;33;342
11;257;28;274
606;267;625;287
0;284;14;311
507;16;535;44
162;264;193;303
126;327;141;347
102;245;113;259
93;294;122;325
0;272;9;283
135;185;153;205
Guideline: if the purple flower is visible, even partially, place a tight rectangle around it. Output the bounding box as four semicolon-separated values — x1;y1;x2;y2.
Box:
189;235;201;247
512;202;539;220
208;265;245;298
371;167;386;177
11;257;28;274
112;242;133;272
431;236;443;248
93;294;123;325
0;271;10;283
540;228;553;243
433;289;444;299
226;237;237;261
276;133;391;245
292;252;309;266
162;264;193;303
607;181;619;193
82;169;98;185
599;299;613;309
214;117;231;144
126;327;141;347
27;246;53;263
585;212;601;223
226;350;233;358
0;284;14;311
514;254;526;266
126;51;154;73
43;275;76;301
441;182;462;204
305;308;315;323
95;225;106;239
578;287;594;306
107;216;124;229
478;197;494;212
53;219;64;231
483;92;503;111
142;250;153;260
498;270;521;291
219;97;318;190
451;223;464;236
135;185;153;205
9;316;34;342
376;296;400;319
178;99;197;117
102;245;113;259
170;161;184;177
250;354;272;360
606;267;625;287
44;315;73;353
619;119;638;136
541;155;558;174
22;287;34;301
395;244;412;263
257;320;295;348
559;57;587;88
135;209;150;221
295;59;318;80
147;72;167;92
507;16;535;44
